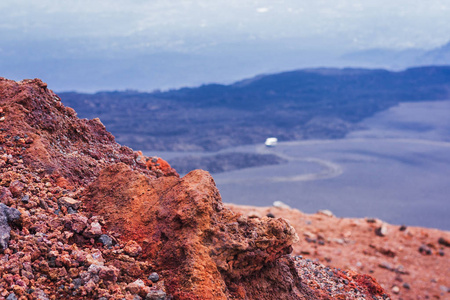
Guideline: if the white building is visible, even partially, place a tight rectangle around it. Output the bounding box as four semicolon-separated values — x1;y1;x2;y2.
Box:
265;137;278;147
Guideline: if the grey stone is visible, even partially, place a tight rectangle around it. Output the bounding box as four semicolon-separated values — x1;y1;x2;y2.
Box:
6;293;17;300
21;195;30;203
32;289;49;300
148;272;159;283
67;207;77;214
146;290;167;300
73;278;82;289
1;203;21;222
98;234;113;247
0;203;21;249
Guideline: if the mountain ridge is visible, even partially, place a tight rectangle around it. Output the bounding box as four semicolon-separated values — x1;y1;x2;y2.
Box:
340;40;450;68
59;66;450;152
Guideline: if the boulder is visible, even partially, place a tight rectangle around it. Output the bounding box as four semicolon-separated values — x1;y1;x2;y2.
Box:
84;164;303;299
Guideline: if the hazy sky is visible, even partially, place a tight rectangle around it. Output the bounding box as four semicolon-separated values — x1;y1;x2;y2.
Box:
1;0;450;91
2;0;450;53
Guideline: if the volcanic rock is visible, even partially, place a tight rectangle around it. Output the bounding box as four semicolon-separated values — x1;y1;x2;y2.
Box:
0;77;391;299
57;197;81;210
438;237;450;247
228;203;450;300
84;164;303;299
0;203;21;249
148;272;160;283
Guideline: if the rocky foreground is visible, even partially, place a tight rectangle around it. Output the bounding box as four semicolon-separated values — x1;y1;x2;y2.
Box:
227;205;450;300
0;77;442;299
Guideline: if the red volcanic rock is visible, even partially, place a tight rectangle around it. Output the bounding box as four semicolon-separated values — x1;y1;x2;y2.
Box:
84;163;303;299
0;78;392;299
0;77;160;187
135;151;179;177
83;163;390;299
228;204;450;300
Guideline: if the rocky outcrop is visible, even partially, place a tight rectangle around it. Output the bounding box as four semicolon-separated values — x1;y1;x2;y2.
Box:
84;163;303;299
0;78;176;187
228;204;450;300
0;77;390;299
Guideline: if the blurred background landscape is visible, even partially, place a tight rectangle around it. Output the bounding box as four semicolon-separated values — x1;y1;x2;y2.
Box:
1;0;449;229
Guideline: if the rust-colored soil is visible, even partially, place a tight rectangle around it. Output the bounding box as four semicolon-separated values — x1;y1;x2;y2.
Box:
227;204;450;300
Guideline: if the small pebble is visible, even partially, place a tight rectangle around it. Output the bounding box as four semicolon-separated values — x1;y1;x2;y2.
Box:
439;285;449;293
148;272;160;283
392;286;400;294
418;244;432;255
67;207;77;214
98;234;113;247
73;278;82;289
272;201;291;209
399;225;407;231
146;290;166;300
266;212;275;218
21;195;30;203
317;209;334;217
375;224;388;236
57;197;82;210
403;283;410;289
6;294;17;300
438;237;450;247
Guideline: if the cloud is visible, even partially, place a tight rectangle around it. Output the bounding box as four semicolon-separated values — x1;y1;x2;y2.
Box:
256;7;270;13
1;0;450;52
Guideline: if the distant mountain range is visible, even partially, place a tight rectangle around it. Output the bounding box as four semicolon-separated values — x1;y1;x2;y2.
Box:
340;41;450;68
59;66;450;152
419;41;450;65
2;38;448;92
